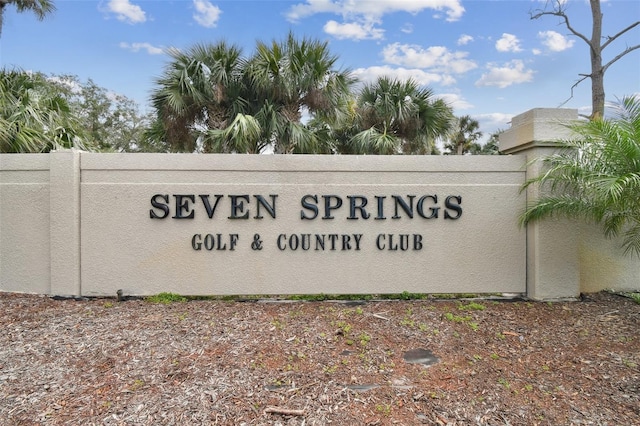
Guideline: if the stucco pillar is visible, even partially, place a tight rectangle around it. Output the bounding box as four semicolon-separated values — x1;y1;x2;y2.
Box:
500;108;580;300
49;149;82;296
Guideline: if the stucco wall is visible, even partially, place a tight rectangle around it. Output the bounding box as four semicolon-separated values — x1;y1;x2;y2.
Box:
501;108;639;299
0;155;51;294
1;108;638;299
2;152;527;297
83;154;526;297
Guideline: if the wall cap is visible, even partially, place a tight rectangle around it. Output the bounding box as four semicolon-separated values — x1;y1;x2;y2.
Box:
499;108;578;154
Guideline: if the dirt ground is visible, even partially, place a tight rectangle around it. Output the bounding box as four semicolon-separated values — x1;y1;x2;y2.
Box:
0;291;638;425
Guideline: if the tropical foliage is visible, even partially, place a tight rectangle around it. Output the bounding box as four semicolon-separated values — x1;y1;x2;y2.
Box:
521;96;640;257
3;34;458;155
0;70;152;153
49;75;153;152
150;42;247;152
468;131;501;155
149;35;455;155
347;77;453;155
244;33;354;154
150;34;355;154
0;69;85;152
444;115;482;155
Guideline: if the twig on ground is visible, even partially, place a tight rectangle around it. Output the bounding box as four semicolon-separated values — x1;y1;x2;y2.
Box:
372;313;390;321
264;406;305;416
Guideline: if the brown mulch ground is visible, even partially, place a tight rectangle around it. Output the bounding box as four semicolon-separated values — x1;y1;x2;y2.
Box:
0;291;638;425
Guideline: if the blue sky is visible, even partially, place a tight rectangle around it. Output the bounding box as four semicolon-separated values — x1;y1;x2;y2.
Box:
1;0;639;139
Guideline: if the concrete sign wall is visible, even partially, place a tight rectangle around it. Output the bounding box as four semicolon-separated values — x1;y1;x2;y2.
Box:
79;154;526;297
1;108;638;299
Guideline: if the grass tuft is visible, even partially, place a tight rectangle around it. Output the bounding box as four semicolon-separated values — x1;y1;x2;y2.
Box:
146;292;188;304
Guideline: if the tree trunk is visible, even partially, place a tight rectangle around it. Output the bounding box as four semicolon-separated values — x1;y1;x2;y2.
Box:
531;0;640;121
589;0;605;120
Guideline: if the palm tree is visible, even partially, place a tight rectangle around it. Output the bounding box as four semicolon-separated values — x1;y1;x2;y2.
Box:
150;35;353;154
245;32;354;153
521;96;640;257
0;0;55;38
150;41;246;152
307;96;361;154
445;115;482;155
349;77;453;155
0;69;88;152
469;130;502;155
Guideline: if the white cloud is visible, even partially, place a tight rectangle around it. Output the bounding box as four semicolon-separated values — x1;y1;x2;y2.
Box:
119;42;164;55
401;23;414;34
475;60;535;88
193;0;222;28
438;92;474;110
495;33;522;53
288;1;464;40
538;30;575;52
287;0;464;40
457;34;473;46
286;0;465;24
107;0;146;24
353;65;454;87
382;43;477;75
323;20;384;40
474;112;515;131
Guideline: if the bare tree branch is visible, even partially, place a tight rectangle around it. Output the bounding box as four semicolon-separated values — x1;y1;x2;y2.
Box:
530;2;592;47
602;44;640;74
531;0;638;119
558;74;590;109
602;21;640;50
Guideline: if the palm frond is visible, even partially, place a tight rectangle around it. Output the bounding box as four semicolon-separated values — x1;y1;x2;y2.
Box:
351;127;399;155
521;95;640;257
